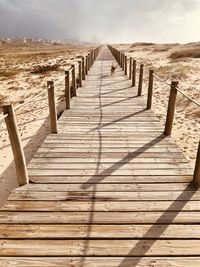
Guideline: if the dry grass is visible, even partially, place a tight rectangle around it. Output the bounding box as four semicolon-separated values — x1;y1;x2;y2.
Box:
31;64;59;74
0;69;20;79
155;64;196;80
152;44;176;52
169;47;200;59
130;42;155;47
0;94;8;106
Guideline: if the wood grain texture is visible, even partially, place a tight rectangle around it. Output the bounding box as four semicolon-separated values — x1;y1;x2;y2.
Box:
1;257;200;267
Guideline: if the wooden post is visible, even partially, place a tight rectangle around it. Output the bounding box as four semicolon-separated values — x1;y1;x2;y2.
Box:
78;61;82;87
82;57;86;80
71;64;77;97
89;52;92;67
3;104;29;186
65;70;70;109
124;56;128;75
193;141;200;187
132;60;136;87
87;54;90;71
120;53;122;67
90;52;93;66
47;81;57;134
138;64;144;96
91;52;93;66
129;58;132;79
121;54;124;70
147;70;154;109
85;56;88;75
164;81;178;136
90;52;92;67
92;51;94;65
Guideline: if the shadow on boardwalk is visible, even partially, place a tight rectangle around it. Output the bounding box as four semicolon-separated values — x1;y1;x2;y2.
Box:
118;182;196;267
79;47;196;265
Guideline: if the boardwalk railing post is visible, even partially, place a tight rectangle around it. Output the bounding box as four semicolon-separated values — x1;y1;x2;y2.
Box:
65;70;70;109
82;57;86;80
85;56;88;75
164;81;179;136
89;52;92;69
71;64;77;97
147;69;154;109
138;64;144;96
122;54;125;71
129;58;132;79
47;81;57;134
92;51;95;65
3;104;29;186
90;52;93;67
132;60;136;87
122;53;124;69
193;141;200;187
124;56;128;75
87;54;90;71
78;61;82;87
90;52;93;66
88;53;91;70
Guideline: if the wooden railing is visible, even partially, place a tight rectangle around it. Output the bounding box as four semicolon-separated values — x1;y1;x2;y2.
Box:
108;45;200;187
0;45;101;186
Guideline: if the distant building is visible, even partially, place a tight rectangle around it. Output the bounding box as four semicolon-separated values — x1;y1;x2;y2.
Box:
24;38;33;44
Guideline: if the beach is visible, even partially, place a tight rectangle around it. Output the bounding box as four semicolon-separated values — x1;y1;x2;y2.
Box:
1;42;200;206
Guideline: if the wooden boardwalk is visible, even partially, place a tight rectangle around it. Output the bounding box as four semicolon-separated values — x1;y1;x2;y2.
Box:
0;46;200;266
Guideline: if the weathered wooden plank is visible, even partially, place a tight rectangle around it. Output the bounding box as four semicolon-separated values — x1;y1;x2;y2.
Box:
58;122;162;127
1;224;200;238
1;239;200;256
37;148;182;155
28;163;191;171
58;128;164;132
46;133;167;139
40;144;178;149
14;183;193;192
33;152;186;159
62;110;157;115
44;136;173;141
1;257;200;267
42;141;176;146
7;191;200;201
29;175;192;184
58;117;160;122
43;140;175;145
30;157;188;164
27;169;193;176
2;200;200;212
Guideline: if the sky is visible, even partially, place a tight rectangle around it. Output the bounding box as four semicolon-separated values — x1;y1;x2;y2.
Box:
0;0;199;43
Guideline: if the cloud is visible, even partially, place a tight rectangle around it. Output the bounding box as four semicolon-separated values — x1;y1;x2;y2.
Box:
0;0;80;39
0;0;199;43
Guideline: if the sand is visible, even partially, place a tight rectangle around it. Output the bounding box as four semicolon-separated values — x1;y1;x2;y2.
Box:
0;42;95;206
114;43;200;169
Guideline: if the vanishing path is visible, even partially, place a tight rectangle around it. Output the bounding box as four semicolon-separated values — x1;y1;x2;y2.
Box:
0;46;199;266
